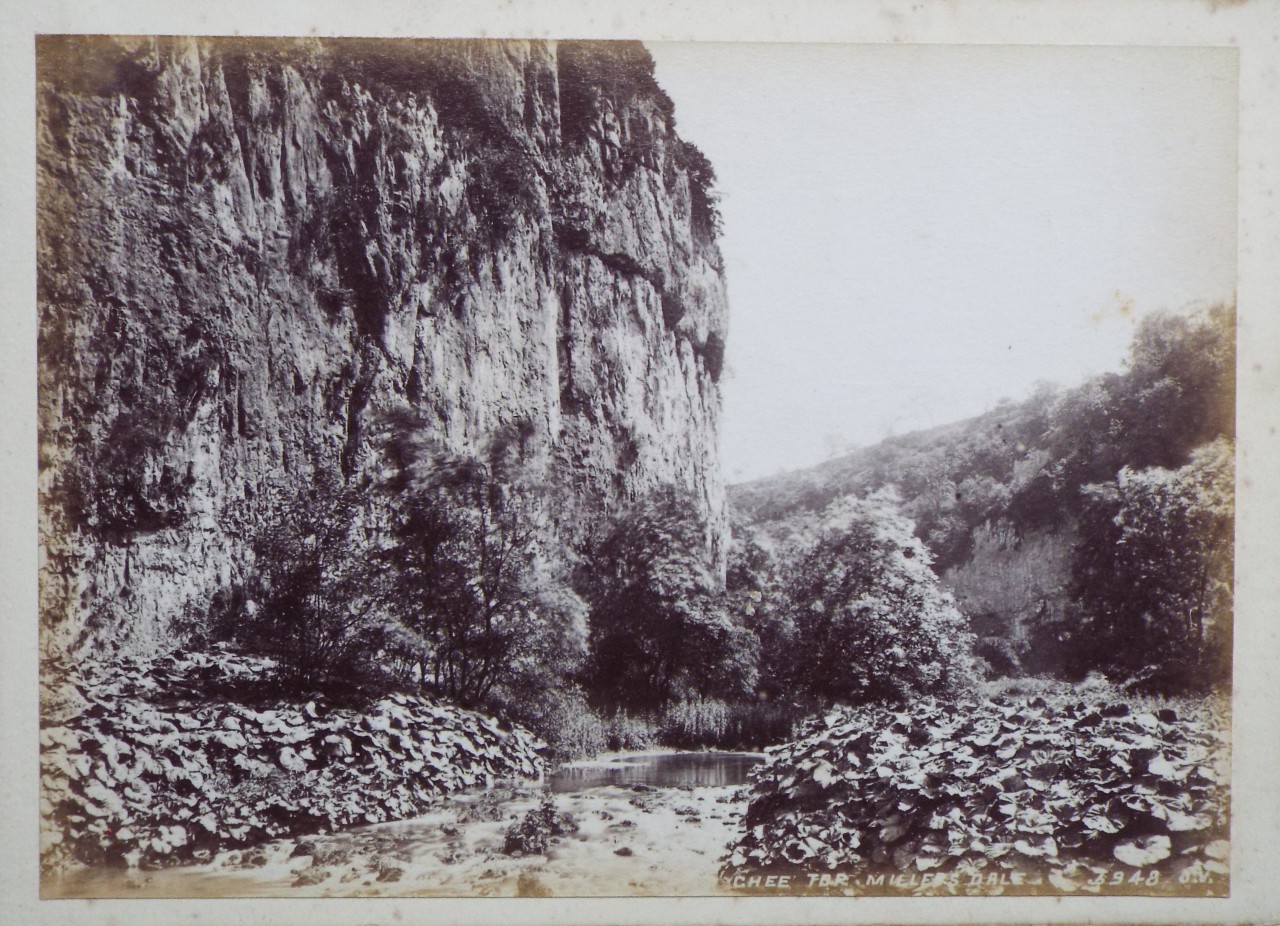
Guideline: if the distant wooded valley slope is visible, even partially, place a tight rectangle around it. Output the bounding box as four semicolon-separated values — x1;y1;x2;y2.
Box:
728;303;1234;689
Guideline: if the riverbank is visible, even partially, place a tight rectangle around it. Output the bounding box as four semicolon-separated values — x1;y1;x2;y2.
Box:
723;692;1231;896
46;779;751;898
40;650;544;874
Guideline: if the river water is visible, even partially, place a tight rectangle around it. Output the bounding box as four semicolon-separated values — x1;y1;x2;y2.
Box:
547;750;763;792
47;750;763;898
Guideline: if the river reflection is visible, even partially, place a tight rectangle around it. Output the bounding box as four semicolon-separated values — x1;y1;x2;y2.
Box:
546;751;762;792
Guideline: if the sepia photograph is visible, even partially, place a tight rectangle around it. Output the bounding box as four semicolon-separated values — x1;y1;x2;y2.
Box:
8;2;1280;924
32;32;1238;900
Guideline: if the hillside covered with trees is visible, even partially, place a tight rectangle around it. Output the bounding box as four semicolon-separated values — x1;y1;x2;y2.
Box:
728;303;1234;694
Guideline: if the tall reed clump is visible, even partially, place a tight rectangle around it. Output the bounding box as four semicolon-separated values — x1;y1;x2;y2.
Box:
666;700;806;751
605;712;659;752
534;686;607;761
660;697;729;748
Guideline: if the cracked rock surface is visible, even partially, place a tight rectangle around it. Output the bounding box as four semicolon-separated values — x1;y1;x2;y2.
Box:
38;37;729;656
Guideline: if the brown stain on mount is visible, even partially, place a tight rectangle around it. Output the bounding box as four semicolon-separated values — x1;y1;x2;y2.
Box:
1089;291;1136;327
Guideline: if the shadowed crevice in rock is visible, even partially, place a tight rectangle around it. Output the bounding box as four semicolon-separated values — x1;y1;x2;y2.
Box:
37;36;730;656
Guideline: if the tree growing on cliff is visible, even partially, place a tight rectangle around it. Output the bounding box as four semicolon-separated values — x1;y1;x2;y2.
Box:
377;411;586;710
582;485;757;711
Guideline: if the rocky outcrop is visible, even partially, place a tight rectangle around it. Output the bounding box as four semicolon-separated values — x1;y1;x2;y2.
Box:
942;520;1076;676
38;37;728;655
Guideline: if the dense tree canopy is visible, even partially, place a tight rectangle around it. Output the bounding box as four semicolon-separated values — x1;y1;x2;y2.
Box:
1062;438;1234;691
729;302;1234;692
376;412;586;709
767;490;981;705
583;485;757;711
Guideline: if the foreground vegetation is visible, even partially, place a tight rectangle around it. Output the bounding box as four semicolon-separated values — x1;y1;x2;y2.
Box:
40;648;543;871
722;688;1229;895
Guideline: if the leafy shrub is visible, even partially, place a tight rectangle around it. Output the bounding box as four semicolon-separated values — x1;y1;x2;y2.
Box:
605;713;658;752
700;330;726;382
502;798;579;856
583;484;758;712
525;685;606;761
224;478;393;695
555;41;675;144
974;636;1020;677
1067;438;1234;693
771;490;981;706
717;701;806;752
677;138;722;240
377;413;586;710
463;146;542;245
723;694;1229;894
40;650;544;871
90;406;189;533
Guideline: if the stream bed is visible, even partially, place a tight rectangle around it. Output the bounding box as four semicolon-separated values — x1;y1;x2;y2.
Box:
47;750;764;899
547;750;762;792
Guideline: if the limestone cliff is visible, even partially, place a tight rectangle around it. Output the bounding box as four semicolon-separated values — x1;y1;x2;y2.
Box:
38;37;728;656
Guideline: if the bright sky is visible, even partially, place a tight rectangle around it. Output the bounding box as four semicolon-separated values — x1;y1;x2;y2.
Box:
647;43;1237;484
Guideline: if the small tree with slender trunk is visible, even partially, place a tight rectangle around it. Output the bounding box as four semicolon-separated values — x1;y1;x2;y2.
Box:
233;476;392;695
377;411;585;709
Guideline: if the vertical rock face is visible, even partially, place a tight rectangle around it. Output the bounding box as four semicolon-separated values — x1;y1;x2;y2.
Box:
38;37;728;656
941;520;1076;676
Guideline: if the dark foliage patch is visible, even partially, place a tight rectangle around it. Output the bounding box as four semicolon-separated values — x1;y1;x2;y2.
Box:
722;695;1229;894
40;649;543;872
502;798;579;856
